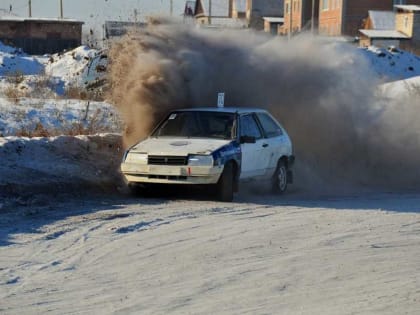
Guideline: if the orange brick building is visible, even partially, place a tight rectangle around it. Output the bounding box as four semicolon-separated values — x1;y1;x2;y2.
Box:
281;0;319;35
318;0;396;36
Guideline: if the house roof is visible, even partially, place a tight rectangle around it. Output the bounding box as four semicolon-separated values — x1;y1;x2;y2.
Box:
368;11;395;30
394;5;420;12
359;29;409;39
263;17;284;23
0;17;83;24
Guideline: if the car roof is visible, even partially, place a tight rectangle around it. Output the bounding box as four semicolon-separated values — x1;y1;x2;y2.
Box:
173;107;268;114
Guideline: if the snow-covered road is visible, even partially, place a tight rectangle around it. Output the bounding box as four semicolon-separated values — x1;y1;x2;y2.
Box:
1;193;419;314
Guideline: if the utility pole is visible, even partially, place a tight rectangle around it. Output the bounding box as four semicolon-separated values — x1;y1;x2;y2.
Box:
209;0;212;24
311;0;315;34
170;0;173;16
288;1;292;40
60;0;63;18
28;0;32;17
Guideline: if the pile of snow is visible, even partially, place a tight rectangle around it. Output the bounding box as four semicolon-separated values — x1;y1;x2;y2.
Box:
44;46;107;92
0;41;43;75
0;41;107;96
359;46;420;81
379;75;420;98
0;98;121;137
0;134;123;198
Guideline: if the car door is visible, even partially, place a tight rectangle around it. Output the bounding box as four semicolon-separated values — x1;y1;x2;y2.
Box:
239;113;271;179
256;112;290;178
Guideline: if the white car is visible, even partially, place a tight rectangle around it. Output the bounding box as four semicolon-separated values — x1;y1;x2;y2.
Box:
121;107;294;201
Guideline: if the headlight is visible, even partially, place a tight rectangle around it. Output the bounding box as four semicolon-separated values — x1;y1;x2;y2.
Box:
125;152;148;164
188;155;213;166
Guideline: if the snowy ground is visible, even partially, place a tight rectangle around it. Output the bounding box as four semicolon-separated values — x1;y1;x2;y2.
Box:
0;98;120;136
1;39;420;314
1;192;419;314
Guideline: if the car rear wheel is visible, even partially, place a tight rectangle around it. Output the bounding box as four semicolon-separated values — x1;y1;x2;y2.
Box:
272;160;287;194
216;162;234;202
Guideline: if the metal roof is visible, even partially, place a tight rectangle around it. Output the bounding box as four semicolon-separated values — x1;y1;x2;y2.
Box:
359;29;409;39
394;5;420;12
0;17;83;23
368;11;395;30
263;17;285;23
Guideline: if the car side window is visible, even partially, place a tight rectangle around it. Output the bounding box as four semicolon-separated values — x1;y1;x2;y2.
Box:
256;113;283;138
240;114;263;139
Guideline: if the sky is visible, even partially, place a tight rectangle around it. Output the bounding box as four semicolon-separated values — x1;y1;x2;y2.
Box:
0;0;189;32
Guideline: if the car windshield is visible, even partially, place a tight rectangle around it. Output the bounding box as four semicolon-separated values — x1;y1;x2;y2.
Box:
152;111;236;140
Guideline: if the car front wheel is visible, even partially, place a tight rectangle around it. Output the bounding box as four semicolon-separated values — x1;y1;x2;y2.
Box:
272;160;287;194
215;162;234;202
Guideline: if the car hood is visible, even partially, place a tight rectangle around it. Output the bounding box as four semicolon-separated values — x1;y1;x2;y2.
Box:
130;138;233;156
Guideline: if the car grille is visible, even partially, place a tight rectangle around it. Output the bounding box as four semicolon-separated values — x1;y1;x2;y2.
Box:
147;155;188;166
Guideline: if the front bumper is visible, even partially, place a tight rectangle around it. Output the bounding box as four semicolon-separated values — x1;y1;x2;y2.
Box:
121;162;224;185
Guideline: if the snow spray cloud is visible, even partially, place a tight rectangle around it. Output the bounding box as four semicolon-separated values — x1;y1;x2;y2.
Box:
108;22;420;192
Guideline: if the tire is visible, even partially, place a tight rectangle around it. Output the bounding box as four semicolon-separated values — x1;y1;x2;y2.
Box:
216;162;234;202
272;160;288;194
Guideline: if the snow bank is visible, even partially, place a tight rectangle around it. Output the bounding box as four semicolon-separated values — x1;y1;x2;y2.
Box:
358;46;420;81
379;75;420;98
45;46;107;91
0;41;107;96
0;45;44;76
0;134;124;198
0;98;121;136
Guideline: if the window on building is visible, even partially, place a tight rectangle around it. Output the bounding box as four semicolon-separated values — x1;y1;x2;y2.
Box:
286;2;290;15
321;0;329;10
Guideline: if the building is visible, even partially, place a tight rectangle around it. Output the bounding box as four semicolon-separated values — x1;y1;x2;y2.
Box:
395;4;420;40
318;0;396;37
395;4;420;49
194;0;247;28
247;0;284;30
359;10;408;47
0;17;83;55
318;0;420;37
359;5;420;49
104;21;146;39
281;0;319;35
263;17;284;34
194;0;283;30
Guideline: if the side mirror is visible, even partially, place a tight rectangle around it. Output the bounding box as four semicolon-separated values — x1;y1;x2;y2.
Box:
240;135;256;144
